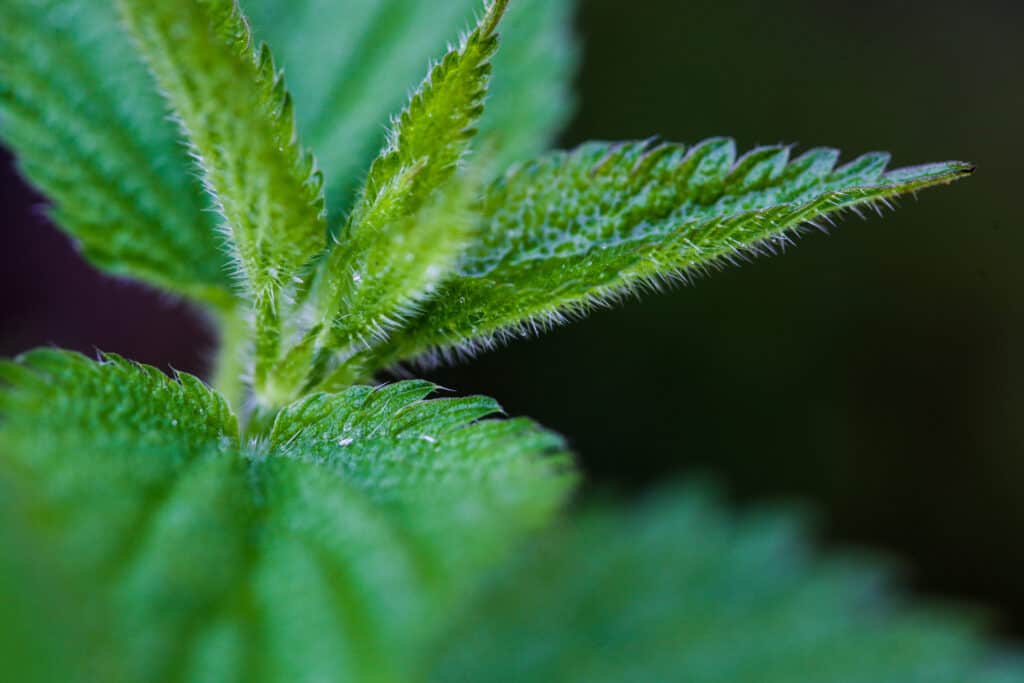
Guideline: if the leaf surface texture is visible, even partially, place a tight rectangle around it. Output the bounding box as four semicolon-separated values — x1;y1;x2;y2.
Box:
429;486;1022;683
0;0;234;307
333;140;973;378
0;351;572;682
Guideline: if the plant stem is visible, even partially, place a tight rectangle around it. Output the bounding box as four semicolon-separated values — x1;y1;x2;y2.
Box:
211;305;249;410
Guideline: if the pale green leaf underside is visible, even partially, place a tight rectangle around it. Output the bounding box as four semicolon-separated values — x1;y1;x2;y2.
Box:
0;351;572;682
242;0;576;219
0;0;233;308
429;486;1022;683
343;139;973;379
116;0;327;298
116;0;331;393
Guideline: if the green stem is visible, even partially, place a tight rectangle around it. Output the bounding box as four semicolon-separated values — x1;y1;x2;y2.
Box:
211;305;249;411
482;0;511;35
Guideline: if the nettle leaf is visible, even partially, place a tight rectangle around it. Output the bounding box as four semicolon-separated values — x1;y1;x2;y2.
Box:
296;179;480;398
0;351;573;682
116;0;329;389
262;0;508;406
241;0;576;217
344;139;972;377
429;485;1022;683
0;0;233;308
0;470;94;683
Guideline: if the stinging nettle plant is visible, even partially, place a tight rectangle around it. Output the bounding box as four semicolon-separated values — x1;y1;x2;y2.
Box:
0;0;1019;681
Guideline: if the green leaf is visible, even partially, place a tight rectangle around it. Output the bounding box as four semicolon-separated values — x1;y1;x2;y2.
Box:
0;471;94;683
241;0;577;218
0;351;573;682
264;0;509;405
116;0;329;390
428;485;1022;683
266;179;481;405
331;0;507;215
0;0;234;308
344;140;973;378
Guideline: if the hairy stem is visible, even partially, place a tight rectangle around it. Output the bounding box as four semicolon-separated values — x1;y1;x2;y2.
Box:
211;305;249;411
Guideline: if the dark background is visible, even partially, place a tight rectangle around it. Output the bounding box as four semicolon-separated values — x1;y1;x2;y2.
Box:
3;0;1023;636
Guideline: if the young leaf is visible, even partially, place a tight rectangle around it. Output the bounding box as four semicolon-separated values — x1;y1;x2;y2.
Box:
116;0;329;389
0;351;573;682
241;0;577;217
266;0;508;405
428;485;1022;683
0;0;234;308
265;179;480;405
342;140;973;379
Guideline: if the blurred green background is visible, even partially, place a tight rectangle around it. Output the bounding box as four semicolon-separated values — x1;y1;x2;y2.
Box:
2;0;1022;635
